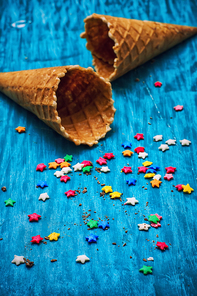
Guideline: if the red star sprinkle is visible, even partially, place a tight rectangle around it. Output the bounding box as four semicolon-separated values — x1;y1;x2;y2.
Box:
55;158;65;164
151;222;161;228
138;166;148;173
134;133;144;141
31;235;43;244
28;213;41;222
36;163;47;172
151;213;162;220
175;184;184;191
103;153;115;160
60;175;71;183
96;157;107;165
156;242;168;251
164;174;174;181
165;167;176;174
65;190;76;197
154;81;162;87
121;166;132;174
134;147;145;154
81;160;92;167
174;105;183;111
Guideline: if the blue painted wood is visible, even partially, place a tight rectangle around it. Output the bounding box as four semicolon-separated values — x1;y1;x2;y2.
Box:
0;1;197;295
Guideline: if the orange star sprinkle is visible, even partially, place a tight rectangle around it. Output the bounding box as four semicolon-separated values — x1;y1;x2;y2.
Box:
15;126;26;133
122;150;133;157
48;162;59;169
60;162;71;168
150;179;162;188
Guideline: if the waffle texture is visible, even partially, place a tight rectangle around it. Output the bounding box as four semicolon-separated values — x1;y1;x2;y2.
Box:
0;66;115;146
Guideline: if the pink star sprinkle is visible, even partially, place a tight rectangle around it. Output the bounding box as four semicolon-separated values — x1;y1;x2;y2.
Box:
164;174;174;181
31;235;43;244
55;158;65;164
96;157;107;165
121;166;132;174
134;133;144;141
138;166;148;173
134;147;145;154
103;153;115;160
65;190;76;197
60;175;70;183
154;81;162;87
165;167;176;174
81;160;92;167
156;242;168;251
36;163;47;172
28;213;41;222
151;222;161;228
175;184;184;191
151;213;162;220
174;105;183;111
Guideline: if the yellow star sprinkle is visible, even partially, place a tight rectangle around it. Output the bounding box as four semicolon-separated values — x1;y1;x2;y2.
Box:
102;186;113;193
144;173;155;179
48;162;59;169
48;232;60;241
122;150;133;157
60;162;71;168
15;126;26;133
110;191;122;199
142;161;153;167
182;184;194;194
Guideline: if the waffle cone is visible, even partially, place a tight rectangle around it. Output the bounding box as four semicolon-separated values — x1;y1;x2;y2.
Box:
0;66;115;146
81;14;197;81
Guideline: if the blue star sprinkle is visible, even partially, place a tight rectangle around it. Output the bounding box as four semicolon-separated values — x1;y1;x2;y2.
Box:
146;169;157;174
149;165;160;171
37;181;48;188
85;234;99;243
98;221;110;230
126;178;137;186
122;141;132;149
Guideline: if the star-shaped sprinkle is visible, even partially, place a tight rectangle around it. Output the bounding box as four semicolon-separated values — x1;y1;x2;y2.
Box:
60;175;70;183
65;190;76;197
100;166;110;173
138;223;150;231
39;193;49;202
122;150;133;157
64;154;73;162
122;141;132;149
165;166;176;174
148;215;159;224
48;232;60;241
139;265;153;275
175;184;183;191
60;161;71;168
151;222;161;228
28;213;41;222
150;179;162;188
31;235;43;244
103;153;115;160
156;242;168;251
36;163;47;172
174;105;183;111
55;158;64;164
134;133;144;141
138;152;148;159
81;160;92;167
138;166;148;173
153;135;162;142
144;173;155;179
124;197;139;206
165;139;176;145
61;167;72;174
72;162;84;171
110;191;122;199
121;166;132;174
126;178;137;186
76;255;90;264
98;221;110;230
153;174;162;180
182;184;194;194
54;171;64;178
149;165;160;171
82;165;92;173
180;139;191;146
87;220;98;229
142;161;153;167
48;162;59;169
96;157;107;165
102;186;113;193
11;255;25;266
36;181;48;188
134;147;145;154
158;144;169;152
146;169;157;174
85;234;99;243
15;126;26;133
4;198;16;207
154;81;162;87
151;213;162;220
164;174;174;181
147;257;154;261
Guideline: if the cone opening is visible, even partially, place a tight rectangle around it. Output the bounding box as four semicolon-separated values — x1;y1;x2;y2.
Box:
56;68;115;146
84;18;116;80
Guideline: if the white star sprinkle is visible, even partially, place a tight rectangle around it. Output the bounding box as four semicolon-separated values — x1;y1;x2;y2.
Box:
124;197;139;206
153;135;163;142
11;255;25;266
158;144;169;152
76;255;90;264
138;223;150;231
54;171;64;178
138;152;148;159
39;193;50;202
147;257;154;261
153;174;162;180
100;166;110;173
72;163;84;171
165;139;176;145
180;139;191;146
61;167;72;174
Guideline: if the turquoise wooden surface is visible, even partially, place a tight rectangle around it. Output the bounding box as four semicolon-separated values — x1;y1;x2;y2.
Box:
0;1;197;295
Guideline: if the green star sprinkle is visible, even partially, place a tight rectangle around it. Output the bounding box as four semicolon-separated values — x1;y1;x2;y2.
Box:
64;155;73;162
4;198;16;207
148;215;159;224
82;166;93;173
87;220;98;229
139;265;153;275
